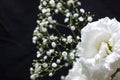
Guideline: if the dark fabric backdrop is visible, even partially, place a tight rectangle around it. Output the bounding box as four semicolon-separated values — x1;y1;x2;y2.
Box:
0;0;120;80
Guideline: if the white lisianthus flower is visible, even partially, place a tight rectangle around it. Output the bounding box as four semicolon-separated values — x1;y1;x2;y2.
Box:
65;17;120;80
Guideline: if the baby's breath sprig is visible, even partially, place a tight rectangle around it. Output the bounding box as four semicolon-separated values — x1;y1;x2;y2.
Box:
30;0;93;80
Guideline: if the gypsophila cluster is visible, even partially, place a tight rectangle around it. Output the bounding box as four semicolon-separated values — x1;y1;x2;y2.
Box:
30;0;93;80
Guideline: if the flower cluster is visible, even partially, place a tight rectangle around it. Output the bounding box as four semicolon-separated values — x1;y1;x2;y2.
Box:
30;0;93;80
65;17;120;80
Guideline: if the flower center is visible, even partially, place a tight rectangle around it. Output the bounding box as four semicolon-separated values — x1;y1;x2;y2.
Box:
107;42;112;54
97;41;113;58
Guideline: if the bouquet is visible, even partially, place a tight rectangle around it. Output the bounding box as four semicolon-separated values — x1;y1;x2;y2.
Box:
30;0;120;80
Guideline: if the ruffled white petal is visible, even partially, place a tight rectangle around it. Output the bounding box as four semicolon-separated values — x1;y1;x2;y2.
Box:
65;60;89;80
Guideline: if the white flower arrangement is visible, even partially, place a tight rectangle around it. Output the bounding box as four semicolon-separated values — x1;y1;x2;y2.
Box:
30;0;120;80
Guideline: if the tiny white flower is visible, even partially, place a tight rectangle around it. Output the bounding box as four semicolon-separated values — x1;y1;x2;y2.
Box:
35;65;41;73
67;35;73;43
51;42;57;48
39;22;44;27
43;56;47;60
30;67;33;72
52;62;57;68
43;1;47;6
35;63;39;68
62;51;68;57
42;38;47;44
46;8;50;12
36;51;40;54
42;19;46;22
76;36;80;40
46;52;51;56
49;24;53;28
50;35;58;40
77;2;81;6
65;63;69;67
66;12;71;17
49;73;53;77
38;5;42;10
80;8;85;13
49;0;55;7
71;26;76;31
57;2;62;9
55;9;59;13
64;18;69;23
56;59;61;63
64;56;67;60
36;33;42;37
37;51;41;58
52;20;56;23
87;16;93;22
78;17;84;22
54;36;58;40
46;49;54;56
47;16;53;22
70;52;75;59
36;20;40;24
50;35;55;40
39;48;43;52
73;13;79;18
44;21;49;25
46;12;51;16
41;27;47;32
30;74;39;80
65;9;69;13
42;63;48;68
62;38;67;42
61;75;65;80
42;8;47;13
32;36;37;44
67;0;74;5
34;26;39;33
50;49;54;52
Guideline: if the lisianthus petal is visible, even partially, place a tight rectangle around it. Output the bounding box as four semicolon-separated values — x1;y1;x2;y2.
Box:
65;60;89;80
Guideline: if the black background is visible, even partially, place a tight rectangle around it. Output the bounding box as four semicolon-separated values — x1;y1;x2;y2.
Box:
0;0;120;80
